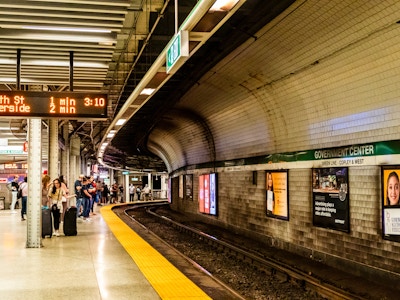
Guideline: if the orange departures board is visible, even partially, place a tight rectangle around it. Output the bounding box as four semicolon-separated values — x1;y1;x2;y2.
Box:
0;91;107;119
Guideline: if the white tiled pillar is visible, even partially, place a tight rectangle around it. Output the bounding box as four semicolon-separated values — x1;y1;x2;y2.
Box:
26;118;42;248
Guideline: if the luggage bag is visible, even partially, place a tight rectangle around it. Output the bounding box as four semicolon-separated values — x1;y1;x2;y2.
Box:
63;207;77;236
42;208;52;238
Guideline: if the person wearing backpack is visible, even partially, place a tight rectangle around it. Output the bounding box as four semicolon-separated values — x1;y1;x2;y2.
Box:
10;175;20;213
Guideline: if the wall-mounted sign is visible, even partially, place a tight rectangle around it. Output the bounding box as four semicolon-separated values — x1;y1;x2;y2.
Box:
0;145;24;154
312;167;350;232
166;30;189;74
0;91;107;119
266;170;289;220
199;173;217;216
381;166;400;242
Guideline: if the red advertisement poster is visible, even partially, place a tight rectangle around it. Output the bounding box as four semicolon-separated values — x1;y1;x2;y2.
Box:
199;175;205;213
204;174;210;214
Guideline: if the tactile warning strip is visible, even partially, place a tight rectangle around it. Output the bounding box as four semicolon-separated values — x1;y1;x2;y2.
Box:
101;204;211;300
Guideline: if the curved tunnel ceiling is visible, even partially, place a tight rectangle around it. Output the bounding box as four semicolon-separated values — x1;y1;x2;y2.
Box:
108;0;296;172
139;0;400;174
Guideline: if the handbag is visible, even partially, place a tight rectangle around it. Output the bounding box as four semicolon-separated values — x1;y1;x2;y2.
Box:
17;188;22;199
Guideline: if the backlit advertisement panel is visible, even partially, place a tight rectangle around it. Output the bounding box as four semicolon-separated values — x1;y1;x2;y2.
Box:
312;167;349;232
204;174;210;214
199;175;205;213
265;170;289;220
185;174;193;200
209;173;217;215
382;166;400;242
198;173;217;216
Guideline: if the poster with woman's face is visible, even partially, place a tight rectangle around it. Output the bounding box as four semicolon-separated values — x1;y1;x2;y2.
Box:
382;166;400;242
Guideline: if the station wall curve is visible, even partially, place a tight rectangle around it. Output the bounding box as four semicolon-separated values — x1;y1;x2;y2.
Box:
147;0;400;283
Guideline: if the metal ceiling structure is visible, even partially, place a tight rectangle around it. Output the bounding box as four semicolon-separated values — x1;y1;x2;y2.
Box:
0;0;294;172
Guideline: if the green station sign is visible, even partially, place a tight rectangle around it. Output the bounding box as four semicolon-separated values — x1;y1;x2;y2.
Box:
166;30;189;74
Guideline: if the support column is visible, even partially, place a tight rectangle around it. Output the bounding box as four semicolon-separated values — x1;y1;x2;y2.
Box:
26;119;42;248
48;119;58;180
124;174;129;202
61;123;69;181
70;135;81;183
69;155;76;194
161;174;167;199
148;173;152;190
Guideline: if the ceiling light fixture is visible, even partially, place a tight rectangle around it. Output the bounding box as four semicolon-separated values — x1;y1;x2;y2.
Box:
22;26;112;33
140;88;155;95
210;0;239;12
116;119;126;126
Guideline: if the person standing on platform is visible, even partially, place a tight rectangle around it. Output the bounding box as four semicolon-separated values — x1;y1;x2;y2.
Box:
48;178;64;236
74;175;84;218
20;177;28;221
118;184;124;203
59;175;69;222
143;184;151;201
42;174;51;207
96;181;103;206
136;186;141;201
102;184;109;204
81;177;92;222
88;176;97;215
110;183;118;203
10;175;20;213
129;183;135;202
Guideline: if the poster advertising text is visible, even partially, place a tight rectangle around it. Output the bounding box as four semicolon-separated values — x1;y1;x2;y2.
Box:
312;167;349;232
198;173;217;216
266;170;289;220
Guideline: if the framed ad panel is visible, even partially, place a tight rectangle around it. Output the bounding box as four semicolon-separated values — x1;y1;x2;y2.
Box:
312;167;349;232
198;173;217;216
382;166;400;242
265;170;289;220
179;175;184;199
185;174;193;200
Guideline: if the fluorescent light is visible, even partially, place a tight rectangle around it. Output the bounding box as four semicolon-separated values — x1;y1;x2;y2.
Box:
21;59;108;68
107;130;116;138
140;88;155;95
22;26;111;33
116;119;126;126
210;0;239;11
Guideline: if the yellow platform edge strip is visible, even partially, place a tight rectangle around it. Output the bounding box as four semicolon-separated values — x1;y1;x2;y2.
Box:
101;204;212;300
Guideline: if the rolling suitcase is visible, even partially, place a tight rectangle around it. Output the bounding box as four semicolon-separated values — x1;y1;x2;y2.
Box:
63;207;77;236
42;208;53;238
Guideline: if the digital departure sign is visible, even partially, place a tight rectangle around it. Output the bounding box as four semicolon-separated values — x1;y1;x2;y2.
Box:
0;91;107;119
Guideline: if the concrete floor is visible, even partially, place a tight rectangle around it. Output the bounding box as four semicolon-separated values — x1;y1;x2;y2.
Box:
0;207;160;300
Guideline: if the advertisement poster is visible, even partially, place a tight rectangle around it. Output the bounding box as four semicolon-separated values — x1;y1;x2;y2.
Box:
204;174;210;214
265;170;289;220
382;166;400;242
209;173;217;215
198;173;217;216
199;175;205;213
179;175;183;199
312;167;349;232
185;174;193;200
168;178;171;203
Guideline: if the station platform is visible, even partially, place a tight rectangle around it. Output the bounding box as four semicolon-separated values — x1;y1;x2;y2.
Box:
0;204;211;300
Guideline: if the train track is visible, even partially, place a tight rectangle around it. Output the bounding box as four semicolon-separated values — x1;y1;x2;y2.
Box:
122;203;366;300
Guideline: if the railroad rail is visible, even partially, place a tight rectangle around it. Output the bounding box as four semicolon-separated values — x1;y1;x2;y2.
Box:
122;203;366;300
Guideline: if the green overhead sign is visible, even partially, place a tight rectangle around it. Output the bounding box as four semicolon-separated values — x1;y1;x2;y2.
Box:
166;31;189;74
